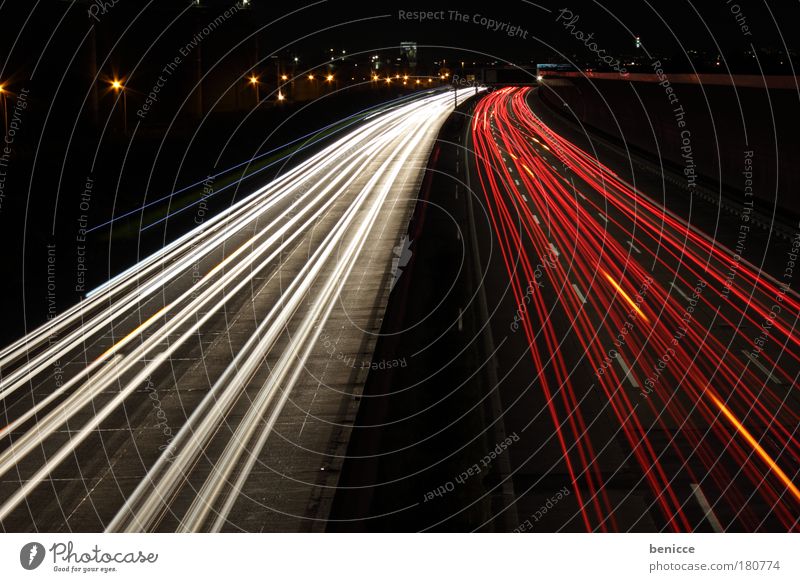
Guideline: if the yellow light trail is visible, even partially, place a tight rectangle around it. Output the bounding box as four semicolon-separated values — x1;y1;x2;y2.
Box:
97;305;170;361
603;271;648;322
709;392;800;502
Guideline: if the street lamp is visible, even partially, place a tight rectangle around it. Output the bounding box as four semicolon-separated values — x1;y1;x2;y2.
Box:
308;74;314;80
249;74;259;105
326;74;334;82
0;84;7;136
110;79;127;134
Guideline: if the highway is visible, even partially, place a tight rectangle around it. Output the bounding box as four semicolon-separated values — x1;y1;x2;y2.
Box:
2;83;796;533
469;87;800;532
0;88;477;532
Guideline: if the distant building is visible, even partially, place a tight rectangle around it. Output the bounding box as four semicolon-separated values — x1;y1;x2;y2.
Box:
400;42;418;69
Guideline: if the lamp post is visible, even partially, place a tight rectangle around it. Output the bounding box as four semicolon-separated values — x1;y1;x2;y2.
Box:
249;74;260;106
0;84;7;136
111;79;127;135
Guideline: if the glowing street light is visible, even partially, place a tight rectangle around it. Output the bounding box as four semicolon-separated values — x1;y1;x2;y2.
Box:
249;75;260;104
277;91;285;101
326;74;334;82
280;74;288;81
308;74;314;80
110;78;127;134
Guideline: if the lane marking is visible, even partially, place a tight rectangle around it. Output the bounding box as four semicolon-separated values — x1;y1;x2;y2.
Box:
669;282;690;302
742;350;783;385
572;284;587;304
690;483;724;532
458;308;463;332
597;212;608;223
614;352;639;388
514;179;520;186
626;240;642;254
522;195;528;202
532;214;540;226
549;243;560;257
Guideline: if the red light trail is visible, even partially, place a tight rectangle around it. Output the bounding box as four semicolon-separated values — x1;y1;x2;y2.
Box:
471;87;799;532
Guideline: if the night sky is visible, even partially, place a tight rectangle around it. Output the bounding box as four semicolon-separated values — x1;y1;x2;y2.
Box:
1;1;797;83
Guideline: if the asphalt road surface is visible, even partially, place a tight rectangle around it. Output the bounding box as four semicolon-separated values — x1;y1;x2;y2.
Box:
0;88;477;532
